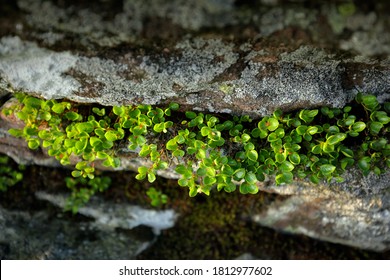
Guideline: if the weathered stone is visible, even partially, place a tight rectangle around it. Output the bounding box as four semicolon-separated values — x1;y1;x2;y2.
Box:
0;0;390;255
253;168;390;251
0;192;177;259
0;0;389;117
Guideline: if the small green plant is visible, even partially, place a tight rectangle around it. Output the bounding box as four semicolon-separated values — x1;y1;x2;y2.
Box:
2;92;389;206
0;155;25;191
64;175;111;213
146;187;168;207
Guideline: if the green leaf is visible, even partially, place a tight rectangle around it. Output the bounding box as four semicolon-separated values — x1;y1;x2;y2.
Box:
309;174;319;184
185;111;197;119
361;94;379;111
38;130;52;140
306;126;318;135
339;146;354;158
166;138;178;151
299;109;318;123
326;133;347;145
370;138;387;151
175;164;190;176
169;102;179;111
279;161;294;172
322;142;334;153
78;123;96;134
246;149;258;162
24;97;42;108
178;178;188;187
23;127;38;136
71;170;82;177
369;121;383;135
275;172;293;185
75;138;88;151
52;103;66;114
320;164;336;176
92;107;105;116
8;128;23;138
239;182;258;194
289;153;300;165
266;117;279;131
189;186;198;197
194;149;205;159
201;126;212;137
65;111;80;121
112;106;125;116
352;121;366;132
244;172;257;184
374;111;390;124
27;139;40;150
340;158;354;170
311;144;322;154
267;132;279;142
90;137;102;147
241;133;251;143
40;111;52;121
233;168;246;180
172;149;185;157
357;157;370;171
147;172;156;183
303;133;312;141
273;109;283;119
296;125;307;135
203;176;217;186
275;152;286;164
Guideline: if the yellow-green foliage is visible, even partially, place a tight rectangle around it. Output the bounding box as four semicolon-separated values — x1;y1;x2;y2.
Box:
3;92;389;204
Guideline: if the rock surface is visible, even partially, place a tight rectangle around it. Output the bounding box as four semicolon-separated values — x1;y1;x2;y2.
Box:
0;190;176;259
0;0;390;256
1;0;389;117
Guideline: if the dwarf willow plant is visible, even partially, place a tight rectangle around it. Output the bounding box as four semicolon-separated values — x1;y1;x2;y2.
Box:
0;155;24;192
3;92;389;200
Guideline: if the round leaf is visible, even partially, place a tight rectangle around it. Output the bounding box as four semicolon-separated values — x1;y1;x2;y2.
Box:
245;172;257;184
279;161;294;172
275;172;293;185
289;153;300;165
266;118;279;131
369;122;383;135
239;182;258;194
320;164;336;176
352;121;366;132
246;149;258;162
233;168;246;180
326;133;346;145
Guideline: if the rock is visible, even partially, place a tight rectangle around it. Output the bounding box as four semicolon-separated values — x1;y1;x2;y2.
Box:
0;1;389;117
253;168;390;251
0;0;390;254
0;191;177;259
35;191;178;235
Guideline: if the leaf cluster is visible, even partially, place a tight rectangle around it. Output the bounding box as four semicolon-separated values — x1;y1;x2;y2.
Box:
3;92;389;203
0;155;24;192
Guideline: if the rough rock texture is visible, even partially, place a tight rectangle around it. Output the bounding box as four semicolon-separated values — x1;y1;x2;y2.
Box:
0;0;389;117
0;193;176;259
0;0;390;256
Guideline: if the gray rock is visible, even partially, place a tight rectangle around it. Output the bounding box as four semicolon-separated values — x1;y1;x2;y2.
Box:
35;191;178;235
0;191;177;259
0;0;389;117
0;205;151;259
